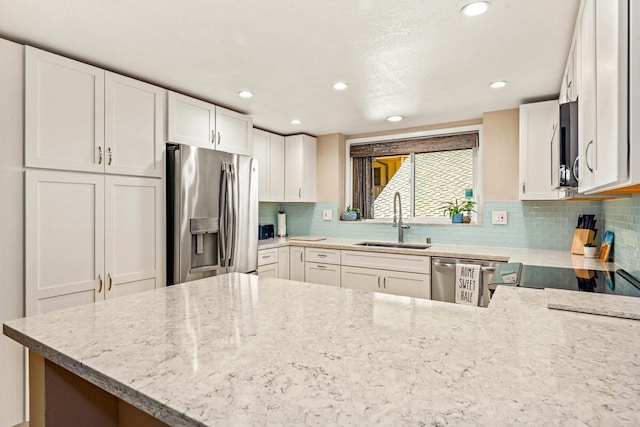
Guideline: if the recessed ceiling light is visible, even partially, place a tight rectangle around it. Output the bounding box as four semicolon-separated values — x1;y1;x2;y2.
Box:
291;119;302;125
489;81;507;89
333;82;348;90
238;91;253;98
386;115;404;122
461;1;490;17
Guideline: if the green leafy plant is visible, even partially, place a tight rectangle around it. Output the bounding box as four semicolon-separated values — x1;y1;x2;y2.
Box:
440;199;464;218
584;242;597;247
346;206;362;219
462;200;477;216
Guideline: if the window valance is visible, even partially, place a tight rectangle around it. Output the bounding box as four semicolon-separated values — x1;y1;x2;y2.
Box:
349;131;479;158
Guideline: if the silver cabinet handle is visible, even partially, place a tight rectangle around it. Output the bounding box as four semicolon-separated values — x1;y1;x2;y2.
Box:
262;255;270;259
108;273;113;291
432;261;457;269
98;146;103;165
300;251;303;262
211;130;215;144
522;180;526;194
298;188;302;198
585;140;594;173
572;156;581;182
383;277;387;288
317;264;326;269
108;147;112;166
98;274;103;293
377;276;381;288
317;254;327;258
217;131;221;145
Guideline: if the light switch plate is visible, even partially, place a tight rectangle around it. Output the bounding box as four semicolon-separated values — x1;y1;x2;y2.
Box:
492;211;508;225
323;210;333;221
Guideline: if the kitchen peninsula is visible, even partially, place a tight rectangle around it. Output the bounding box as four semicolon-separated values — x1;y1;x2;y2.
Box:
4;273;639;426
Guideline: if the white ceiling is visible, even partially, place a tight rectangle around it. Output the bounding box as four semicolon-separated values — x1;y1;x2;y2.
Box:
0;0;580;136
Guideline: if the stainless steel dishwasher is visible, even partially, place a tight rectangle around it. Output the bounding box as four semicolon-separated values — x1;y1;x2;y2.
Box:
431;257;504;307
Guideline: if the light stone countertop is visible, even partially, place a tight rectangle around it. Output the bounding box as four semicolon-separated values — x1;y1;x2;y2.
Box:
259;237;619;271
546;288;640;320
4;273;640;426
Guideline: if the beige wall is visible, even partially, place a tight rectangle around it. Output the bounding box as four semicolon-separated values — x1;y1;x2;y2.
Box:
482;109;520;201
316;111;520;205
316;133;346;210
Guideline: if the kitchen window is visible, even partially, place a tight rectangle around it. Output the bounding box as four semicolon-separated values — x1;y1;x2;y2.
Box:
348;128;479;221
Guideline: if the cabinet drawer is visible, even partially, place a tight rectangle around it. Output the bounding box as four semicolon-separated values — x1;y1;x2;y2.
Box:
257;264;278;279
257;248;278;266
341;265;430;299
305;262;341;287
305;247;340;265
341;250;430;274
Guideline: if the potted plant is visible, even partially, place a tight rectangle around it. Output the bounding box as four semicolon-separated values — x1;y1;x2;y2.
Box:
340;206;362;221
462;200;477;224
583;242;597;258
441;199;464;223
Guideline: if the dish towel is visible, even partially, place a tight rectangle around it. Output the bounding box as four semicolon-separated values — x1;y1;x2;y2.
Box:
455;263;483;306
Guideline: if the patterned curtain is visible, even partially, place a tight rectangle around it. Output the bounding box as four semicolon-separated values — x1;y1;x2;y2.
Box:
352;157;373;219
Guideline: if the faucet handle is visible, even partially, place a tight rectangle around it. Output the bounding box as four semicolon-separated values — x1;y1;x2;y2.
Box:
401;224;411;229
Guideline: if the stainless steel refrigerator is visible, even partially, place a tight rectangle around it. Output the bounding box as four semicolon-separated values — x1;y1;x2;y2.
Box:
167;144;258;285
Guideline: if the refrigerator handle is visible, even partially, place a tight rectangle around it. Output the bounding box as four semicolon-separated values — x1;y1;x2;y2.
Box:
219;164;228;267
228;163;238;267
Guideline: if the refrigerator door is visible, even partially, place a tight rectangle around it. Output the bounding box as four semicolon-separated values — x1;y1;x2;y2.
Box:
225;154;258;274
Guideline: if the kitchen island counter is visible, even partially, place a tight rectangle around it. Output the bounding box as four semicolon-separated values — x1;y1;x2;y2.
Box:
4;273;639;426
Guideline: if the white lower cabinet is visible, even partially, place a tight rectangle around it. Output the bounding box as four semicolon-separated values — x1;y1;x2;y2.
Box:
257;248;279;279
278;246;290;279
25;170;163;315
289;246;305;281
305;263;341;287
341;250;430;299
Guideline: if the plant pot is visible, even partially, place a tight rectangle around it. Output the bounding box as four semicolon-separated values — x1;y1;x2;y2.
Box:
462;215;472;223
583;246;597;258
452;213;464;224
340;211;357;221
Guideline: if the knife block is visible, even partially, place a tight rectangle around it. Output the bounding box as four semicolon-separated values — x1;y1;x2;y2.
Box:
571;229;596;255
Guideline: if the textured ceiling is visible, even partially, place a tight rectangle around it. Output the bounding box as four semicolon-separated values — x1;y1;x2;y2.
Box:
0;0;580;136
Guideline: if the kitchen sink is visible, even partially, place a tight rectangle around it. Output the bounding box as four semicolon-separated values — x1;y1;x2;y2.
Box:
355;241;431;250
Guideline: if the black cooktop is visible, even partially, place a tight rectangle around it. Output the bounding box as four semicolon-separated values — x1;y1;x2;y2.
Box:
488;263;640;298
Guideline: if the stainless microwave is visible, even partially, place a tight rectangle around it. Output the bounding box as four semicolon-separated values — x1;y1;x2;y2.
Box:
559;100;578;187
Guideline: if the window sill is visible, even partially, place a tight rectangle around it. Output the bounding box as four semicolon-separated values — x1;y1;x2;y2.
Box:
340;218;483;226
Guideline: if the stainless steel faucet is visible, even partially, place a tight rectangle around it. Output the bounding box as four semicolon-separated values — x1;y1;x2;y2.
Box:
392;191;410;243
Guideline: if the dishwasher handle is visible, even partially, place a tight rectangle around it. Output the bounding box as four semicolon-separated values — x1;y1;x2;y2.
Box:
433;260;498;272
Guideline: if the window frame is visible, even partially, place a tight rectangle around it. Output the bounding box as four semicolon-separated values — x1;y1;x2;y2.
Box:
345;124;483;224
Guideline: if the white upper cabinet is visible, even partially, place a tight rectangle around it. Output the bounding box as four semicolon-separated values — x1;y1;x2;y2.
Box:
105;72;166;177
25;46;105;173
168;91;254;156
25;47;165;177
216;106;253;156
560;39;577;103
519;100;561;200
253;129;285;201
168;91;215;149
284;134;316;202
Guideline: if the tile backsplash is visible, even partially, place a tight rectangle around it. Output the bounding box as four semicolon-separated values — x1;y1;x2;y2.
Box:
603;195;640;277
260;200;604;250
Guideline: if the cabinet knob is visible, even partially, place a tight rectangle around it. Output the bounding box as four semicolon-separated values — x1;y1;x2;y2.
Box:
98;146;103;165
98;274;103;293
108;273;113;291
108;147;113;166
377;276;381;288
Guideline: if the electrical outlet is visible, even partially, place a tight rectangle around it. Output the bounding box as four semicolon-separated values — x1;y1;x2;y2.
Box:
492;211;508;225
322;210;333;221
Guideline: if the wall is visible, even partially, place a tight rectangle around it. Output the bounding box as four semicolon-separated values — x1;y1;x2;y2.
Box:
482;109;520;201
316;133;346;211
603;195;640;276
260;200;603;251
0;38;25;426
346;118;483;140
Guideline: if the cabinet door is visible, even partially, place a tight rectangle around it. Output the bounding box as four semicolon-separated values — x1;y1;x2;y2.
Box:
253;129;270;201
278;246;290;279
215;106;253;156
301;135;317;202
104;176;163;299
578;0;596;192
269;134;286;201
592;0;628;190
519;101;561;200
168;91;214;149
25;171;105;315
383;271;430;299
289;247;305;281
258;263;278;279
25;47;105;173
341;265;382;293
284;135;304;201
305;263;340;287
258;248;278;266
105;72;166;177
